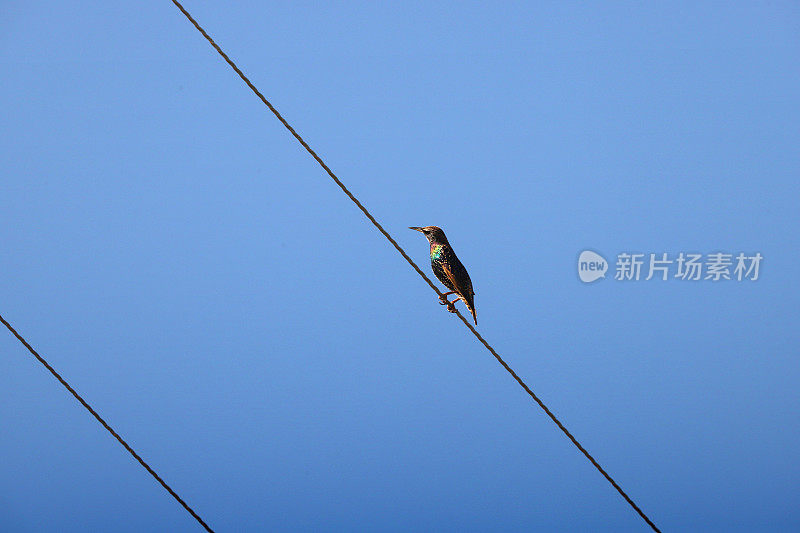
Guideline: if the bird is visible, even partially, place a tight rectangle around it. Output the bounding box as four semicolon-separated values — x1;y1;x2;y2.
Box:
409;226;477;325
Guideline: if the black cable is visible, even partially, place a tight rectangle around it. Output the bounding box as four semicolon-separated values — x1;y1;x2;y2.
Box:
169;1;660;530
0;313;214;532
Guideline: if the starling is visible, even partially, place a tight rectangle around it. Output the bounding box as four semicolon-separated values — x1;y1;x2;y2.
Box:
410;226;477;325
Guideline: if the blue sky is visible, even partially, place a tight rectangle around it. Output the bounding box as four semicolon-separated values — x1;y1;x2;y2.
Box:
1;1;798;531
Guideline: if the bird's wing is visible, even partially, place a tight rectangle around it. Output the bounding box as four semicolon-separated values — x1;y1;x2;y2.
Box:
442;261;477;324
442;262;471;298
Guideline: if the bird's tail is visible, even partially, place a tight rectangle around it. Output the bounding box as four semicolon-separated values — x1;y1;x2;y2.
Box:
467;304;477;326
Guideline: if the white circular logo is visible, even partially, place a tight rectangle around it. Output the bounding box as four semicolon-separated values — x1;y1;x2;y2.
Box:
578;250;607;283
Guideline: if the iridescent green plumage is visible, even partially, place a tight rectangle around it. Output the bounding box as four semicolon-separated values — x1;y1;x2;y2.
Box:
410;226;477;325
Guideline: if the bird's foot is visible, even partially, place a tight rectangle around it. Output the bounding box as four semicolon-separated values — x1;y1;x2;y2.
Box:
446;302;457;313
439;296;455;308
439;291;457;306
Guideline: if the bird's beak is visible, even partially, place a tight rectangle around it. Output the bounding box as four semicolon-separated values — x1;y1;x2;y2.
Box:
409;227;424;232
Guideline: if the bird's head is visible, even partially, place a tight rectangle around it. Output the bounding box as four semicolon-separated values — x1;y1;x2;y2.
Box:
409;226;449;244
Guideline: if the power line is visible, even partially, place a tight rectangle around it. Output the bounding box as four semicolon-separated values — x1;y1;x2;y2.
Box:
169;1;660;530
0;314;214;533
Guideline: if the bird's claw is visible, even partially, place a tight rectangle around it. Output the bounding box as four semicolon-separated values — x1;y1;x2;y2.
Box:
438;294;458;313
